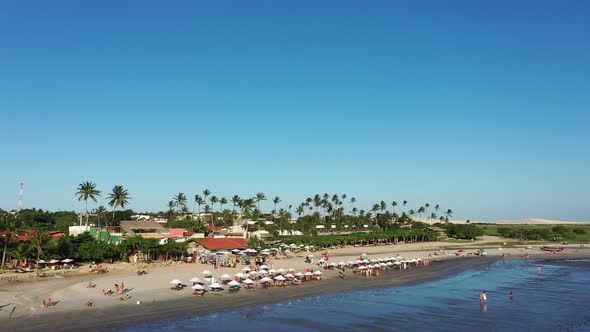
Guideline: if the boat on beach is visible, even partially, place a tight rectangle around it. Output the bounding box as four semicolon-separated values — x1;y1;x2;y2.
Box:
540;246;565;252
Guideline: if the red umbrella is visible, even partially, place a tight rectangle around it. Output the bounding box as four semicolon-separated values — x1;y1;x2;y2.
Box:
458;249;465;253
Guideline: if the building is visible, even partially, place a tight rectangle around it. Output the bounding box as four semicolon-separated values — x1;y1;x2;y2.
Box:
119;220;168;236
192;238;248;252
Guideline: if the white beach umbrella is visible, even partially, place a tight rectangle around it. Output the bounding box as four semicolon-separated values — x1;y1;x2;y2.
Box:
393;262;401;265
386;262;393;266
169;279;182;284
268;269;277;274
191;284;204;290
249;271;258;275
367;264;373;269
190;277;202;283
314;271;323;275
285;273;295;278
338;262;346;266
260;265;269;270
202;270;212;275
235;273;245;278
219;274;231;280
61;258;74;263
242;267;251;272
228;280;240;287
295;272;304;277
358;266;367;270
49;259;60;264
38;260;46;264
260;277;273;283
243;278;255;284
277;268;286;274
347;261;354;265
288;268;296;272
274;275;286;281
304;272;313;276
209;282;222;289
258;270;268;275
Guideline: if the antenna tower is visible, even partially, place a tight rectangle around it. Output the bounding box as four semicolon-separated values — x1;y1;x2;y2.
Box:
19;182;24;212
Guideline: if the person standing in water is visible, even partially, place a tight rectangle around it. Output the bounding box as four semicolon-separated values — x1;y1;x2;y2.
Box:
508;291;513;299
537;265;542;274
480;291;487;303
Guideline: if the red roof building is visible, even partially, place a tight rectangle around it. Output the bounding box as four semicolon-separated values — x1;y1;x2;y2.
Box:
194;238;248;250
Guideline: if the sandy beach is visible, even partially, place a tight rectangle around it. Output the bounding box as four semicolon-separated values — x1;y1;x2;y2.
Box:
2;241;589;332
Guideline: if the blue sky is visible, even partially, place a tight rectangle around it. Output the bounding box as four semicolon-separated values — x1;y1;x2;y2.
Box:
0;1;588;221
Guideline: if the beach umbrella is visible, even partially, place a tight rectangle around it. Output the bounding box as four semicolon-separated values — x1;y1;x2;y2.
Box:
314;271;323;275
258;270;268;275
268;269;277;274
169;279;182;284
358;266;367;270
216;251;230;255
259;265;269;269
295;272;304;277
202;270;212;275
274;275;286;281
243;278;255;284
386;262;393;266
235;273;245;279
288;268;296;272
38;260;46;264
249;271;258;276
191;284;204;290
228;280;240;287
242;267;251;272
219;274;231;280
49;259;60;264
285;273;294;278
338;262;346;266
209;282;222;289
347;261;354;265
304;272;313;276
367;264;373;269
61;258;74;263
190;277;202;283
260;277;273;283
393;262;401;265
276;268;286;274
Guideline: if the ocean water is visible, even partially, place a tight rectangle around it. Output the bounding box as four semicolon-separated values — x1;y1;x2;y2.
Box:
119;259;590;332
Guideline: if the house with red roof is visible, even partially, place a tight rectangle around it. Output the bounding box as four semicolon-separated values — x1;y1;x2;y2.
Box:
193;238;248;252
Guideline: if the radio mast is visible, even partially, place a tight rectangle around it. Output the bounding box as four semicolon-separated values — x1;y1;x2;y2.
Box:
19;181;24;212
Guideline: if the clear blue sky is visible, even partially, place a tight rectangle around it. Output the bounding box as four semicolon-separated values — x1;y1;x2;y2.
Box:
1;1;589;221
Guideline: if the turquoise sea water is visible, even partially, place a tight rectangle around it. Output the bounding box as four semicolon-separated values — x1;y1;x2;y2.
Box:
119;259;590;332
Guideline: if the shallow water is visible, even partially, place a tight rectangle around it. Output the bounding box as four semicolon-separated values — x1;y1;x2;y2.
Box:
119;259;590;332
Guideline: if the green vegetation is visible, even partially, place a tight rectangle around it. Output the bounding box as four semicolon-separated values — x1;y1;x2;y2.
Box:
444;224;484;240
477;224;590;242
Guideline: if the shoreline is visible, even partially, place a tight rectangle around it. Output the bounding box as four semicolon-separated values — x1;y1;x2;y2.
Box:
2;245;590;331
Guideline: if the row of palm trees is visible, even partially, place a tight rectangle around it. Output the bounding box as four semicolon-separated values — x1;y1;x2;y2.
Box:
75;182;131;228
167;190;455;227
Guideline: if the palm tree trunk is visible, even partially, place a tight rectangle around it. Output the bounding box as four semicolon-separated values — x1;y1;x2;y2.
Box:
111;207;116;228
36;248;41;272
1;240;8;268
85;200;89;228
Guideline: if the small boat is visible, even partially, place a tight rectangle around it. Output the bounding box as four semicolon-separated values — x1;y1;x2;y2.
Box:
540;246;564;252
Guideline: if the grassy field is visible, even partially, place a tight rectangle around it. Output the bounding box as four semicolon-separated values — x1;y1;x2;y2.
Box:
476;223;590;243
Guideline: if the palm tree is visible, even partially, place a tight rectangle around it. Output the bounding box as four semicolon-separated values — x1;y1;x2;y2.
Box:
31;231;49;271
195;195;205;219
239;198;256;237
219;197;228;214
255;193;266;219
391;201;398;214
173;193;187;212
434;204;440;214
9;242;32;268
350;197;356;214
402;200;408;213
380;201;387;213
296;205;304;218
231;195;241;224
425;203;431;220
76;181;101;228
1;216;20;268
107;185;130;227
445;209;453;221
272;196;281;220
203;189;211;203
